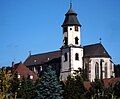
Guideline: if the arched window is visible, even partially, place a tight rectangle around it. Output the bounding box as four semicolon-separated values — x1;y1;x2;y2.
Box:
75;37;79;45
64;53;68;61
105;63;107;78
95;62;99;78
64;37;68;46
75;53;79;60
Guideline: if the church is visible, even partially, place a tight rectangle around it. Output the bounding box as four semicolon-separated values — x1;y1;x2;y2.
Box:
24;4;115;82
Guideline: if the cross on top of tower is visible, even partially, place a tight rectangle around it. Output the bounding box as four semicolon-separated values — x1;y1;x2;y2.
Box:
99;38;102;43
70;0;72;9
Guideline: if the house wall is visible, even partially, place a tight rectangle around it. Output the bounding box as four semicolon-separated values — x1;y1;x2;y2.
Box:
70;47;83;70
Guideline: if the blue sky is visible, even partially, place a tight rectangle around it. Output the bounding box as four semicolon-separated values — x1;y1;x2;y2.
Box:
0;0;120;67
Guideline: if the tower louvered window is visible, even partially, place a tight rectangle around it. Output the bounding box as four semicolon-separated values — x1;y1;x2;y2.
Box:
63;27;68;32
64;53;68;61
75;53;79;60
75;37;79;45
75;26;78;31
64;37;68;46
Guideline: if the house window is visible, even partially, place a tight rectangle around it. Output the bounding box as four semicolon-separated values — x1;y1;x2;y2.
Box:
30;75;33;79
75;26;78;31
64;53;68;61
105;63;107;78
75;53;79;60
95;62;99;78
18;74;20;79
34;59;37;62
63;27;68;32
40;66;42;71
64;37;68;46
75;37;79;45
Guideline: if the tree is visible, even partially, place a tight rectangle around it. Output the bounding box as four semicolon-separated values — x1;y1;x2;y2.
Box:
35;66;63;99
17;76;34;99
90;78;105;99
9;72;20;95
0;67;11;99
114;81;120;98
63;75;86;99
104;84;115;99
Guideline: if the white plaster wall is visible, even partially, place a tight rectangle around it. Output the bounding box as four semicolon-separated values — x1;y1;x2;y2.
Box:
60;47;83;81
63;26;81;46
71;47;83;70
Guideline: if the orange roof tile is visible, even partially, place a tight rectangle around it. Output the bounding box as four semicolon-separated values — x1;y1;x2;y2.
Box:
13;62;38;80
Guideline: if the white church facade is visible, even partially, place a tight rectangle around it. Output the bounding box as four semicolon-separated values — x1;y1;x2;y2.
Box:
24;5;114;82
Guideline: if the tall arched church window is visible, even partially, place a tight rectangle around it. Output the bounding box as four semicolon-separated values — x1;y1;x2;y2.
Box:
75;37;79;45
105;63;107;78
64;53;68;61
95;62;99;78
75;26;78;31
75;53;79;60
64;37;68;46
63;27;68;32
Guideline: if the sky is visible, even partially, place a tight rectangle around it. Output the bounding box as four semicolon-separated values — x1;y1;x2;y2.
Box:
0;0;120;67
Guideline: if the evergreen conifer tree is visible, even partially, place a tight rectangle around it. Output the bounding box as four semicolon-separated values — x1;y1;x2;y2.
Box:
63;75;86;99
35;66;63;99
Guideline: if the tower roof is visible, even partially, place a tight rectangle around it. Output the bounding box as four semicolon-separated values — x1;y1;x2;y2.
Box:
62;4;81;27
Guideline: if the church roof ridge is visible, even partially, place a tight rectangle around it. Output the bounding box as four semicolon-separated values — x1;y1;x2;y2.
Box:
83;43;102;47
30;50;60;57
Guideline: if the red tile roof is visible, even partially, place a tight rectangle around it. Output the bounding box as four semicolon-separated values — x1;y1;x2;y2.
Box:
84;77;120;90
103;77;120;87
13;62;38;80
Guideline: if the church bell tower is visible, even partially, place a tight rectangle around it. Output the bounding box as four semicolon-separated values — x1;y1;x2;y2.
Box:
60;4;83;81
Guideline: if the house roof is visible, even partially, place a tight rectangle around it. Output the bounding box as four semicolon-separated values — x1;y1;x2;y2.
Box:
13;62;38;80
83;43;111;58
24;50;61;66
103;77;120;87
84;77;120;90
62;6;81;27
